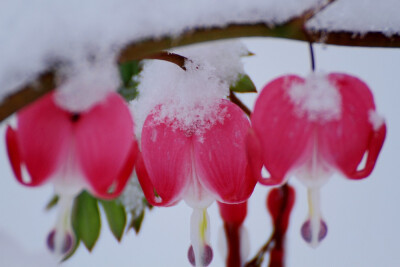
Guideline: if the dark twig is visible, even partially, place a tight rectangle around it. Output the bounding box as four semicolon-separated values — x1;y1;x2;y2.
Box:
229;91;251;117
128;51;188;71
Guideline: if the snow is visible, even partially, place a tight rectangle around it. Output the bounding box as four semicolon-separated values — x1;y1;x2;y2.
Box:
120;175;145;217
307;0;400;36
288;73;342;122
132;40;246;138
369;110;385;131
0;0;322;111
1;0;399;112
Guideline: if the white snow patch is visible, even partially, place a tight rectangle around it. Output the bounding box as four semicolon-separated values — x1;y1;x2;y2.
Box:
54;55;120;112
307;0;400;36
368;110;385;131
132;40;246;138
288;73;342;122
120;175;145;217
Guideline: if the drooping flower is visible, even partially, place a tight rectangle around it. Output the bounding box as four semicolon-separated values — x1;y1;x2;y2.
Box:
247;73;386;247
136;99;256;267
217;201;249;267
6;91;138;256
266;185;295;266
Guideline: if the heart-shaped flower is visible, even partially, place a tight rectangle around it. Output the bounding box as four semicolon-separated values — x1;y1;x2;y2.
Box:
247;73;386;247
6;91;138;255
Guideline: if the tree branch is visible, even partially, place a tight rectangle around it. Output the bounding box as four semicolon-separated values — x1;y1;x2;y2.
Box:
0;71;56;121
2;0;400;122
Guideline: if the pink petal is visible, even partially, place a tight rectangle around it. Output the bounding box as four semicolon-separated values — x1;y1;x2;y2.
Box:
12;92;72;186
5;126;23;184
349;123;386;179
90;140;138;199
193;100;256;203
250;75;314;185
140;108;192;206
75;93;136;198
318;73;385;178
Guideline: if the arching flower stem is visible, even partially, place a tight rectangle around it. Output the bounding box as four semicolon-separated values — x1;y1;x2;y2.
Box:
245;184;295;267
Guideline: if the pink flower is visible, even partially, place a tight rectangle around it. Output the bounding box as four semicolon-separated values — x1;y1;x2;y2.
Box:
136;99;256;266
247;73;386;247
218;201;249;267
266;185;295;266
6;91;138;255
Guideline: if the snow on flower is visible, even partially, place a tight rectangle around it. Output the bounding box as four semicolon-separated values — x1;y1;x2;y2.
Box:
133;40;256;266
5;91;138;256
247;73;386;247
137;100;256;266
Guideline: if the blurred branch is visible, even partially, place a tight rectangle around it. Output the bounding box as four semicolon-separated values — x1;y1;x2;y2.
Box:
229;91;251;117
0;71;56;122
132;51;188;70
2;0;400;121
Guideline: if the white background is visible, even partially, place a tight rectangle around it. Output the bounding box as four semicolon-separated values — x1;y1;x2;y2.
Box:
1;38;399;267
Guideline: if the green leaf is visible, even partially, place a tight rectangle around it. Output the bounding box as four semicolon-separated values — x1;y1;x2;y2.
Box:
71;191;101;251
45;195;59;211
118;60;142;101
230;74;257;93
119;60;141;86
99;199;127;242
129;210;145;234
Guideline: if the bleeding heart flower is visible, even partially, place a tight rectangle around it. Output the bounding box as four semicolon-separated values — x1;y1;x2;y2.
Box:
266;185;295;266
136;99;256;267
247;73;386;247
6;91;138;256
218;201;249;267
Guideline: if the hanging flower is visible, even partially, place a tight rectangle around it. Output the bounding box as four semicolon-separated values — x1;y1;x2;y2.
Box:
266;185;295;266
247;73;386;247
6;91;138;256
218;201;249;267
136;99;256;267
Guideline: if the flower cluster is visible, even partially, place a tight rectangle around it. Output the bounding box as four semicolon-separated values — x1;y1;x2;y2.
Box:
5;67;386;266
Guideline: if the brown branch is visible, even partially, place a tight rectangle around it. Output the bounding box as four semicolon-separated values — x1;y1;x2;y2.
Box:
0;52;188;122
125;51;188;70
0;71;56;122
2;0;400;122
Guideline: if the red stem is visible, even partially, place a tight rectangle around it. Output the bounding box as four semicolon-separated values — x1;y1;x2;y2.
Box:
224;223;242;267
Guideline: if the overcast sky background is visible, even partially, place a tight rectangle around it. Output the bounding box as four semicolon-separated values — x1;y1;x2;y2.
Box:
1;38;400;267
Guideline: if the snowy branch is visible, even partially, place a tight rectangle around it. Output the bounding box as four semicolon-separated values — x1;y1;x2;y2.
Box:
1;0;399;122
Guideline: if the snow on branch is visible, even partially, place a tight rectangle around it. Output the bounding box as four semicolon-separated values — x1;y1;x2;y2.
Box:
1;0;399;121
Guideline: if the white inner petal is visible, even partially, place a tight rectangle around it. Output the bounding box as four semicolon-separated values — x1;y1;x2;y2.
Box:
190;208;211;267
